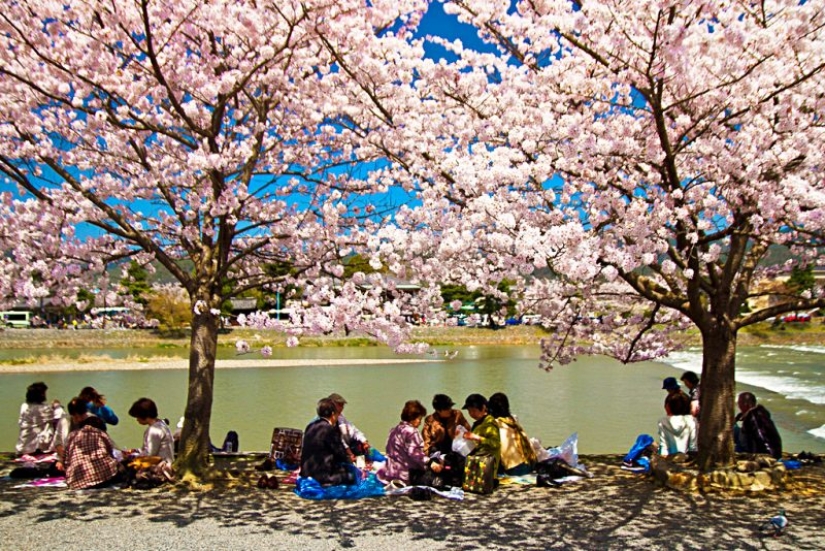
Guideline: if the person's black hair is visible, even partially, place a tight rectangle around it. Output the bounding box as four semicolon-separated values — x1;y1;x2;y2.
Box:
79;386;103;403
316;398;337;419
67;396;89;417
79;415;106;431
401;400;427;422
738;391;757;409
666;392;691;416
488;392;511;418
680;371;700;385
128;397;159;419
25;382;48;404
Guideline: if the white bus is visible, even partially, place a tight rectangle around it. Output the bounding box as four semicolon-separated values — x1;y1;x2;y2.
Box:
0;311;32;328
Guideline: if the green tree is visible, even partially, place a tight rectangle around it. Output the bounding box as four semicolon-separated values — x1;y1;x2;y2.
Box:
787;266;815;295
120;261;152;307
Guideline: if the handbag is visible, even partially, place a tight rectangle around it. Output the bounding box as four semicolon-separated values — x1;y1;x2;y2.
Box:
270;427;303;465
462;454;496;494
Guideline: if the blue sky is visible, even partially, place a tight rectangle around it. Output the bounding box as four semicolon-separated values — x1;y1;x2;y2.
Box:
4;3;495;242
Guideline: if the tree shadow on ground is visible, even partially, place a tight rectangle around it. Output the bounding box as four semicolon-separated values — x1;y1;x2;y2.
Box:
1;458;824;550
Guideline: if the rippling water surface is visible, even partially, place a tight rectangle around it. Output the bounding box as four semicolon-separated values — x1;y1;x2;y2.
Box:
2;344;823;454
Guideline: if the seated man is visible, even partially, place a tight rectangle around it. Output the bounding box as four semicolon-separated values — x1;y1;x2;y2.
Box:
63;398;121;489
327;393;370;457
657;392;697;456
735;391;782;459
300;398;355;486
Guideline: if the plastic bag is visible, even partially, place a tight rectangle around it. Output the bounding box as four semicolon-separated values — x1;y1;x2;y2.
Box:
294;464;385;500
546;432;579;468
451;426;476;457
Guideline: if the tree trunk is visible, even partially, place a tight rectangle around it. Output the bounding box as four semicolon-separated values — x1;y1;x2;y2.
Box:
174;309;219;478
695;323;738;471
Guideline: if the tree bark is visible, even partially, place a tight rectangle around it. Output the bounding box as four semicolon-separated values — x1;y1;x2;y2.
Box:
174;309;219;477
695;322;738;471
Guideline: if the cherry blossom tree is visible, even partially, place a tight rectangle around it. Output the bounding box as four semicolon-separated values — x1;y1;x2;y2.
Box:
374;0;825;470
0;0;438;477
2;0;823;477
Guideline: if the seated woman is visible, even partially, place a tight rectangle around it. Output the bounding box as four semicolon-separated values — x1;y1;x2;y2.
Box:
460;394;502;473
64;398;122;489
488;392;537;475
16;382;62;456
127;398;175;464
79;386;119;429
300;398;355;486
378;400;443;485
657;391;697;456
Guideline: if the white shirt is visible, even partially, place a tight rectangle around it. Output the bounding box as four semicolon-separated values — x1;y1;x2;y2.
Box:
142;420;175;464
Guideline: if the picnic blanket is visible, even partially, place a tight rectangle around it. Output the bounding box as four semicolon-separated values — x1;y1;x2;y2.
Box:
384;485;465;501
12;476;67;488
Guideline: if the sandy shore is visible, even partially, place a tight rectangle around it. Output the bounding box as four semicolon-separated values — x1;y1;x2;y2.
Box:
1;455;824;550
0;357;432;374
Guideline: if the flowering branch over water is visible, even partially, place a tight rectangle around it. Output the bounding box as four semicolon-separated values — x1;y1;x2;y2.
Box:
235;340;273;357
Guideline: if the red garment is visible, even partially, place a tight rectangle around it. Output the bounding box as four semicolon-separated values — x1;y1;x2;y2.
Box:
65;425;119;489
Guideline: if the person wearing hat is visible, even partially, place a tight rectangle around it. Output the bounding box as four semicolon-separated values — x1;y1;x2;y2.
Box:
421;394;471;457
460;393;502;474
661;377;690;415
421;394;471;487
327;393;370;457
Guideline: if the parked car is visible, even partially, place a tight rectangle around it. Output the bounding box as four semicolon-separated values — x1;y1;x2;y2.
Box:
780;312;812;323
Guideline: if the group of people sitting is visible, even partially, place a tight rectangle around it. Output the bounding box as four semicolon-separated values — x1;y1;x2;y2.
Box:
299;391;538;490
656;371;782;459
15;381;174;489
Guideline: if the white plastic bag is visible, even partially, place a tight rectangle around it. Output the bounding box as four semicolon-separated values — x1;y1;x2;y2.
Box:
451;426;476;457
546;432;579;468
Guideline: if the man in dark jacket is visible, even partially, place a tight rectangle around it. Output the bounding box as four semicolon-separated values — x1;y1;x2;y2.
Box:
735;392;782;459
300;398;355;486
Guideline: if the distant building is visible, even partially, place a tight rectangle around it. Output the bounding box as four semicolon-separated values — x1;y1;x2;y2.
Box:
229;298;258;316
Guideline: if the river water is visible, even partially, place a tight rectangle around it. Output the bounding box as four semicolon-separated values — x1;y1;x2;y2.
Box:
2;344;823;455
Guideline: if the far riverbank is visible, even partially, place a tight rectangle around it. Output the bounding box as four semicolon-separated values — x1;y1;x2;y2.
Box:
0;320;822;359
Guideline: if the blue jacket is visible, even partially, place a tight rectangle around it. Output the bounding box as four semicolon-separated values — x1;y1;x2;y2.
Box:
88;403;119;427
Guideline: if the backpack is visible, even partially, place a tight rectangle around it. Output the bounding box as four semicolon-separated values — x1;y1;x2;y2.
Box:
623;434;654;465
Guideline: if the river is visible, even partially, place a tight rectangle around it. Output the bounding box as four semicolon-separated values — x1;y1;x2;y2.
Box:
2;344;823;455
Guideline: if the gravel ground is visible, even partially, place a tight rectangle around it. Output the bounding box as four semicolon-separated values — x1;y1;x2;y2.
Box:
2;456;825;550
